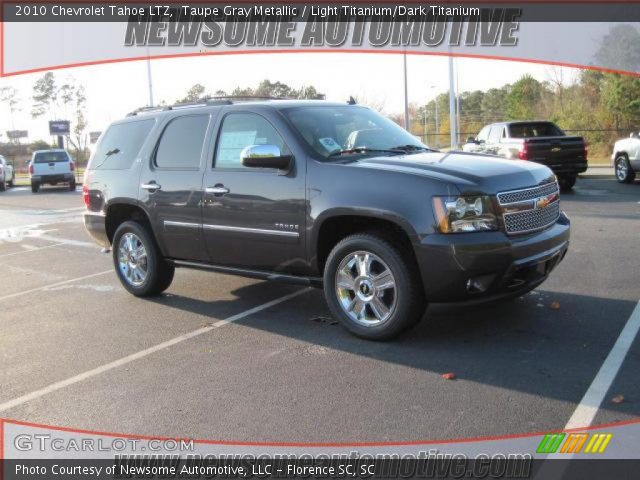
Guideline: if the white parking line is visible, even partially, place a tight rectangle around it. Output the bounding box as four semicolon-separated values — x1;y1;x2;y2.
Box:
0;243;65;258
0;270;112;302
0;288;310;413
564;301;640;430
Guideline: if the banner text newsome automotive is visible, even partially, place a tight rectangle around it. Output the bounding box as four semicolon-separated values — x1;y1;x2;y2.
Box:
123;8;520;48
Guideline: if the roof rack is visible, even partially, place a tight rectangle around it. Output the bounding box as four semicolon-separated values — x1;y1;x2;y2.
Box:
126;96;292;117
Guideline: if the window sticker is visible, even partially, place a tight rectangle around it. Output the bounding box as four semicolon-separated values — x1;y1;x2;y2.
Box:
319;137;341;152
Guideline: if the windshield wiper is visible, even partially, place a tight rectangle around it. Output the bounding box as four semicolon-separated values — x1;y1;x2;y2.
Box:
390;145;436;154
327;147;405;158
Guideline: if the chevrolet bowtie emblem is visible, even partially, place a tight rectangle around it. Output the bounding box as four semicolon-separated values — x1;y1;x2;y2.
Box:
536;192;558;209
551;147;561;152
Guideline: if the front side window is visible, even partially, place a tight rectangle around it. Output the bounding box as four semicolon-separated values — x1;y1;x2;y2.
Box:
488;126;504;143
283;106;430;159
155;115;209;169
214;113;286;169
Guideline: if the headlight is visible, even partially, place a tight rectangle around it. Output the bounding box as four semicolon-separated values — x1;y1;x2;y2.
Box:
432;196;498;233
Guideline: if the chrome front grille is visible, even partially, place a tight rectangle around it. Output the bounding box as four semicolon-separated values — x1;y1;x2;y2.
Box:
497;182;559;204
498;182;561;235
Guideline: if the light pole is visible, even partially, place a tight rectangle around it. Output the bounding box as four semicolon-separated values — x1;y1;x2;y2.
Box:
430;85;439;148
146;46;154;107
403;52;410;131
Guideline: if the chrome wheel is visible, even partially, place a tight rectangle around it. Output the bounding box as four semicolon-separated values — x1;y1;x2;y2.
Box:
335;250;397;327
616;158;628;181
117;233;148;287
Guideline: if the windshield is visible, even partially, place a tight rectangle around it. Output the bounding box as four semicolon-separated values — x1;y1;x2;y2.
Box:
33;151;69;163
282;106;431;159
508;122;564;138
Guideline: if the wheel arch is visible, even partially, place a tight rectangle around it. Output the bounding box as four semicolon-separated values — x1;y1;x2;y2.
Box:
312;209;420;276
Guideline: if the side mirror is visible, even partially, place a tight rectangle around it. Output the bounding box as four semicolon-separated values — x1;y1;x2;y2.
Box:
466;137;478;144
241;145;292;171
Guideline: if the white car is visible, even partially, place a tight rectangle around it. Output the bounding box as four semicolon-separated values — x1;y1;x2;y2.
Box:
0;155;15;191
29;149;76;193
612;132;640;183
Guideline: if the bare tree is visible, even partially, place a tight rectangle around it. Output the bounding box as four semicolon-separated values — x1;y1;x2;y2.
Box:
0;86;21;131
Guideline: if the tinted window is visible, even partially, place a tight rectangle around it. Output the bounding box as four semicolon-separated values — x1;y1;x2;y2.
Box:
155;115;209;169
88;120;154;170
34;151;69;163
215;113;286;169
509;122;564;138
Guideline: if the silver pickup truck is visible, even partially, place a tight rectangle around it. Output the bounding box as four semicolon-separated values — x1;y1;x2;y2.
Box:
29;149;76;193
611;132;640;183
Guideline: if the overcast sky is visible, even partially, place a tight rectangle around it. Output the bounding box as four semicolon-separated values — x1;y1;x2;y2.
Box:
0;53;579;142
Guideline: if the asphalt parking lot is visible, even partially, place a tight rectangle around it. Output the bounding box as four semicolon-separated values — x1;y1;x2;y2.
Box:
0;178;639;443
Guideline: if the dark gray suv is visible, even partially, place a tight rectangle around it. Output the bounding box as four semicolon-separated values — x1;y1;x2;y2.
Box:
83;99;570;340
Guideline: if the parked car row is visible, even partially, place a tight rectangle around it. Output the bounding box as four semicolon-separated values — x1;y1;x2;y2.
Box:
0;155;15;191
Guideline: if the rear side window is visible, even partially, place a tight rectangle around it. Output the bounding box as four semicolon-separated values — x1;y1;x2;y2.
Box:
34;151;69;163
155;115;209;169
88;120;154;170
509;123;564;138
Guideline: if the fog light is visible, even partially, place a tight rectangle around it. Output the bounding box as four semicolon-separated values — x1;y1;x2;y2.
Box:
466;275;494;294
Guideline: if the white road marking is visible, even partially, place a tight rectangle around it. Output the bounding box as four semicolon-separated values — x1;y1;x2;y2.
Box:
0;288;310;413
0;270;112;302
564;301;640;430
0;243;65;258
36;234;95;248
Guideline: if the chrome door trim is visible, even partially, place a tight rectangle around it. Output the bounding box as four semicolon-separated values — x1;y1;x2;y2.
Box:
163;220;200;229
202;224;299;237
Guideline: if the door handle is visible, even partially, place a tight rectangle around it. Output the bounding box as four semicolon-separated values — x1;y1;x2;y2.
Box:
205;186;230;195
141;182;161;192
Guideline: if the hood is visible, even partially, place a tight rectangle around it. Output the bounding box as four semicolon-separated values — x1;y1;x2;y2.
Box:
347;151;556;194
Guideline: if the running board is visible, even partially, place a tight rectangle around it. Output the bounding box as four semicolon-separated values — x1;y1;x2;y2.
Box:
168;259;323;287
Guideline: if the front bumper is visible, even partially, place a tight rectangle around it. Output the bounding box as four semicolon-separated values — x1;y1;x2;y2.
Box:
415;212;570;303
83;212;110;247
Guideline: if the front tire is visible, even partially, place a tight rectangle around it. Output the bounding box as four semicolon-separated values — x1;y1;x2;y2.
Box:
615;155;635;183
323;233;425;340
0;179;5;192
69;180;76;191
112;221;175;297
8;175;14;187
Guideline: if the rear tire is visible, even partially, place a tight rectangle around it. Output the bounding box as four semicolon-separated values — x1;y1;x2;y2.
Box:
7;176;14;187
0;179;5;192
112;221;175;297
558;174;576;192
69;180;76;191
31;182;39;193
615;155;635;183
323;233;425;340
